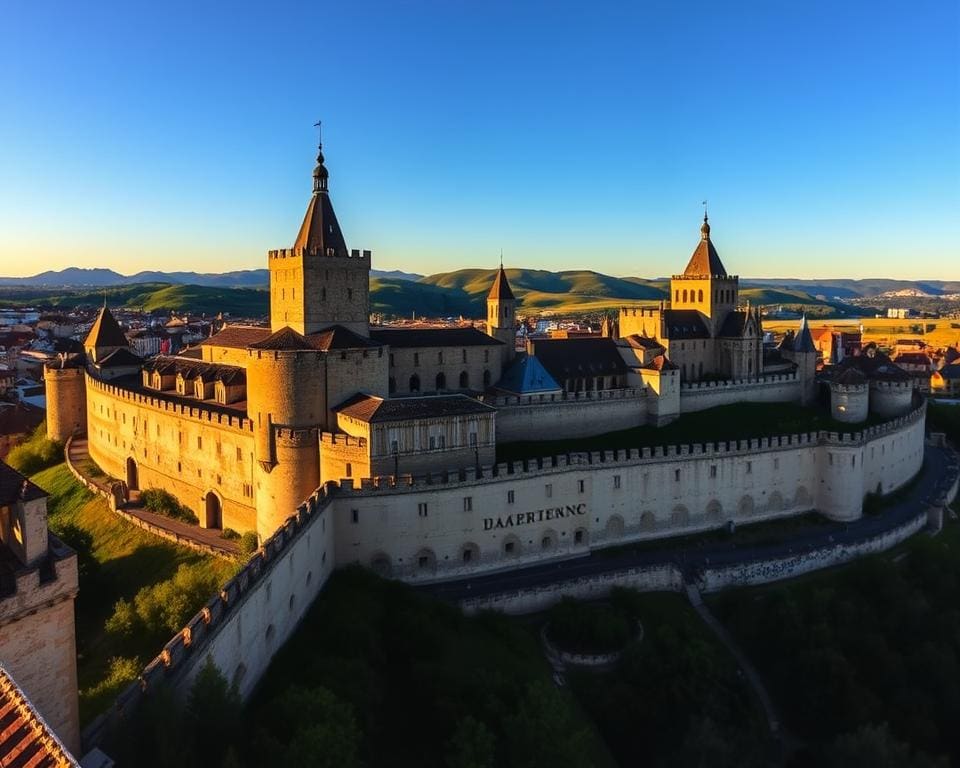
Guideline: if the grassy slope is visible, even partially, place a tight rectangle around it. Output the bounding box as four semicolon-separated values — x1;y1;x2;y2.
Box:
497;401;882;464
31;463;236;722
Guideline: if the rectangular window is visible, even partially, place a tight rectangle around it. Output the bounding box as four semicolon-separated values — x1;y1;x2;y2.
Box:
773;458;779;470
418;502;428;517
391;439;399;454
389;353;394;367
613;475;621;489
463;496;472;512
675;469;681;482
413;352;420;367
429;436;436;450
710;465;717;478
484;350;490;363
351;509;359;524
438;351;443;364
746;461;752;474
462;349;467;363
578;479;585;493
545;483;553;498
197;436;202;449
469;432;477;446
237;446;243;461
507;490;515;504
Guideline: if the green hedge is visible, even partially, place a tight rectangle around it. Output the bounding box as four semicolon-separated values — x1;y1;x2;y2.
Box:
6;422;62;476
140;488;199;525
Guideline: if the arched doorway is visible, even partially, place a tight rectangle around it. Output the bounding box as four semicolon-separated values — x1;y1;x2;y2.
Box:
409;374;420;393
435;372;446;391
125;457;138;491
204;491;222;529
459;370;469;389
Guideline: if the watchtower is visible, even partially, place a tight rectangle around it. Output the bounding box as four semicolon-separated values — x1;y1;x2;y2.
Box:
269;140;371;337
670;213;739;335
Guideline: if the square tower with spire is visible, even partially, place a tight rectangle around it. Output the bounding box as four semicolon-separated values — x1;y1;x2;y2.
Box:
269;139;371;336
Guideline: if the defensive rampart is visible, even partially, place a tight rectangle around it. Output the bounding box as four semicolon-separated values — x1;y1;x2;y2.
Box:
487;388;647;442
679;372;801;413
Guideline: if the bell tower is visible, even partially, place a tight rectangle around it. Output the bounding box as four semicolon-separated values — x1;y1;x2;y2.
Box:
269;135;371;337
487;258;516;364
670;212;739;335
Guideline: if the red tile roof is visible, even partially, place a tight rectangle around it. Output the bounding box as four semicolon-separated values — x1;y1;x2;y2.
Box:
0;665;77;767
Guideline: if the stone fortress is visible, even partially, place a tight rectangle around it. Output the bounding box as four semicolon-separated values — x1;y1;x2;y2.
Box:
44;139;926;584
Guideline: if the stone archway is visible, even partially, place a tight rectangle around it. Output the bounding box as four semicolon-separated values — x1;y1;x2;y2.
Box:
705;500;723;523
125;457;138;491
605;515;625;539
204;491;222;529
371;553;392;577
738;495;755;517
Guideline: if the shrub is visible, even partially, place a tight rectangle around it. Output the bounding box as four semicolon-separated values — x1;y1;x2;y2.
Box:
6;422;62;475
220;527;240;541
547;597;632;654
105;597;137;638
140;488;199;525
239;531;259;554
131;563;222;635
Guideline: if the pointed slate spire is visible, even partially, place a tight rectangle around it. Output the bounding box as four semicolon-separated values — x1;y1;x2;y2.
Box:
794;314;816;353
488;262;515;301
294;133;348;256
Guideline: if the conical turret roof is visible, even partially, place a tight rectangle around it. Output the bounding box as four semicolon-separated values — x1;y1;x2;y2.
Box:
84;306;128;350
292;140;349;257
794;315;816;353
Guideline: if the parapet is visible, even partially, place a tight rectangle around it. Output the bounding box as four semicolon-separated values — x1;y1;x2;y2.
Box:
268;247;371;260
680;372;798;391
485;387;646;408
320;432;367;447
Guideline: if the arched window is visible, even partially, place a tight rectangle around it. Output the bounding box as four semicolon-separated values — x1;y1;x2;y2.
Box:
321;287;326;301
682;289;688;303
698;289;703;302
345;463;352;478
675;289;680;303
409;374;420;393
388;377;396;394
698;361;703;379
483;369;491;387
459;371;469;388
436;372;446;391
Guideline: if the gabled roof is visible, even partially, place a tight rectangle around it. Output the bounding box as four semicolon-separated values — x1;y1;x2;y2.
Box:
369;327;502;348
335;393;495;423
293;187;349;256
835;345;912;382
530;338;629;381
248;326;310;351
495;353;562;395
487;266;515;301
643;354;679;371
833;367;867;387
84;307;128;350
662;310;711;340
619;334;665;351
0;665;78;767
200;325;272;349
682;216;727;277
718;310;751;338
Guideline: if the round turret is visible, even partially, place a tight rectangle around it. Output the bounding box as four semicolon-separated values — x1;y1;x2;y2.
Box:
246;338;325;539
829;368;869;423
869;379;914;419
44;359;86;442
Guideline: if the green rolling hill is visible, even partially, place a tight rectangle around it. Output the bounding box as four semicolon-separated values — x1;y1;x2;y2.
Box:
0;269;859;319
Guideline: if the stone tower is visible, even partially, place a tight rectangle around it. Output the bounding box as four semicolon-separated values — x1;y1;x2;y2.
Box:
670;213;739;335
246;329;324;539
83;305;128;363
487;261;516;364
44;355;86;443
269;139;371;337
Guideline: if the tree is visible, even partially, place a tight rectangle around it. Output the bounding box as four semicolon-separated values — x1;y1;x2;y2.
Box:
186;661;242;767
507;681;593;768
824;723;948;768
445;716;496;768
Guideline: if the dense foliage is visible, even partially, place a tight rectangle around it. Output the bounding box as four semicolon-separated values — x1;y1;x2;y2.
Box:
6;421;62;475
712;524;960;765
112;566;608;768
567;590;768;768
546;597;632;654
140;487;199;524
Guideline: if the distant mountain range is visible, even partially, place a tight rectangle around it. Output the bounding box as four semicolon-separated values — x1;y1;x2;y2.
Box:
0;267;423;288
1;266;957;318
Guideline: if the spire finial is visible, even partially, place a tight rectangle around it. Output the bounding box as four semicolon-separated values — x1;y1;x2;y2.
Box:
700;200;711;239
499;249;503;269
312;120;328;194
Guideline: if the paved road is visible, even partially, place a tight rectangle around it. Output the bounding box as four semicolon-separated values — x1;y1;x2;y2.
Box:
423;444;959;603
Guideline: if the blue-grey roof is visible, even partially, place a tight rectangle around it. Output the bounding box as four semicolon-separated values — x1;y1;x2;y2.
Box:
495;353;562;395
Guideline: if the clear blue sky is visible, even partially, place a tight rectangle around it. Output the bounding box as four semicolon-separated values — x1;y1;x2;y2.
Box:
1;1;957;280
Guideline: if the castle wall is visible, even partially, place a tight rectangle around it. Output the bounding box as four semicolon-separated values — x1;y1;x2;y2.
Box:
389;345;502;396
326;347;389;416
85;375;257;533
679;374;801;413
329;404;926;581
491;389;647;443
320;433;370;483
198;344;253;366
831;385;869;423
869;381;914;419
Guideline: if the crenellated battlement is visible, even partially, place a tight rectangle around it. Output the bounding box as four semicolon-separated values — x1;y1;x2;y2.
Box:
320;431;367;447
268;247;371;260
670;273;739;281
680;372;798;391
484;387;646;408
86;372;252;433
324;402;926;495
619;306;662;318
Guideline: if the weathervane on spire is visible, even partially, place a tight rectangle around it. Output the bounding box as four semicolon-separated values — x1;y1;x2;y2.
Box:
499;248;503;268
314;119;322;148
311;119;328;193
702;199;708;222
